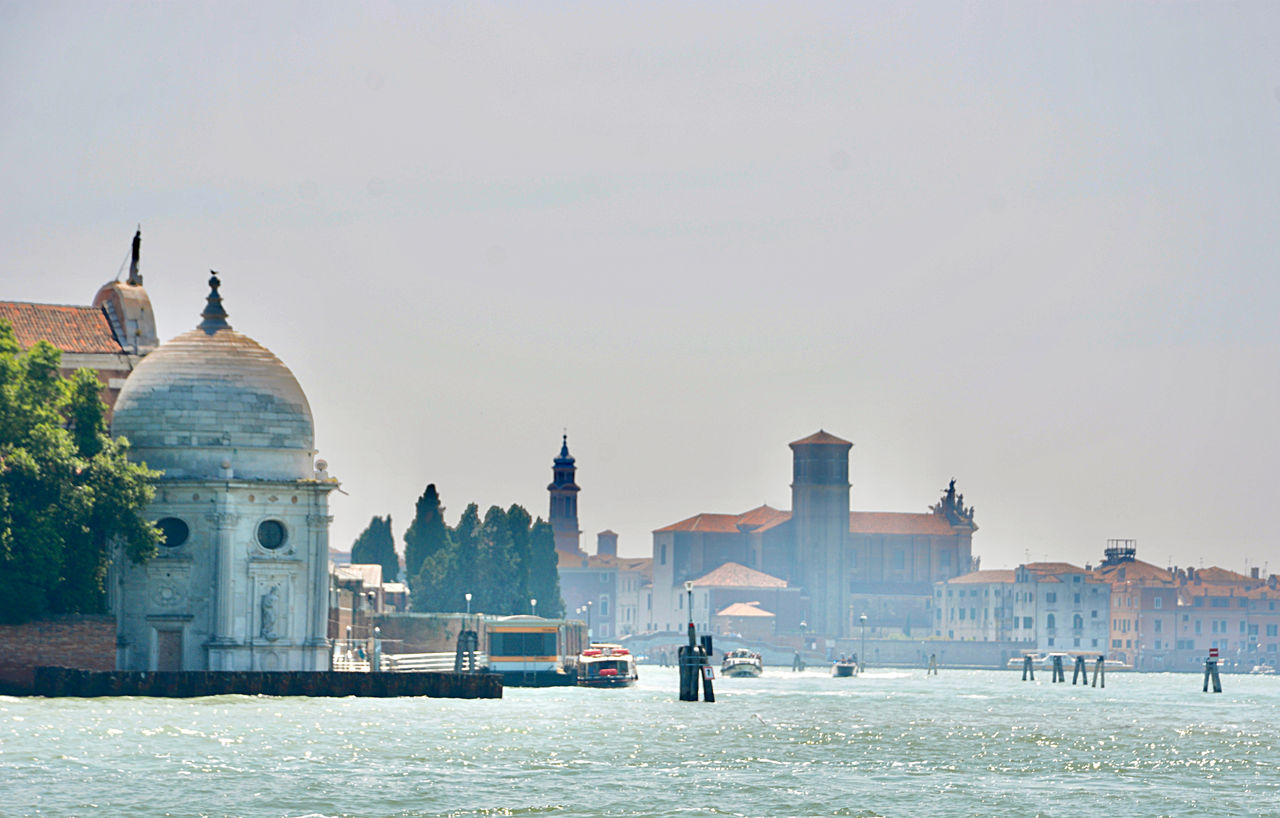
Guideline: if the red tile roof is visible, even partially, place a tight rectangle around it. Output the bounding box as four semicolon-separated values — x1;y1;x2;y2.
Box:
1194;567;1256;585
790;429;852;447
1093;560;1173;585
947;569;1016;584
0;301;124;355
653;513;744;534
849;512;956;536
691;562;788;588
1023;562;1087;576
658;507;964;537
715;601;775;618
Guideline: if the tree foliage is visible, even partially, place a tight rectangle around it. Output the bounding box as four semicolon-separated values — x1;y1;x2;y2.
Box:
0;321;160;624
404;484;564;616
349;514;399;582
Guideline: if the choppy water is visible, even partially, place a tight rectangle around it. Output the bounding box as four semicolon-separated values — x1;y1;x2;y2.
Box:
3;668;1278;817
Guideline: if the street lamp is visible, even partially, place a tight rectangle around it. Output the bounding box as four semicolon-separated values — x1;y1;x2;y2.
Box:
859;614;868;669
586;600;592;639
465;592;472;616
531;598;538;617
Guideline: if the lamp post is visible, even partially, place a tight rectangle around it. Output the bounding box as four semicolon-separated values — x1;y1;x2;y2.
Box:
684;581;695;630
586;600;592;639
531;598;538;618
800;619;808;650
859;614;868;669
465;592;472;616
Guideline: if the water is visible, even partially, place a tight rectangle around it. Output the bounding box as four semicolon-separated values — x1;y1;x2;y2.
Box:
3;668;1278;817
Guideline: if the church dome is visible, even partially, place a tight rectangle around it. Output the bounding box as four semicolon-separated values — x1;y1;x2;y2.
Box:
111;273;315;481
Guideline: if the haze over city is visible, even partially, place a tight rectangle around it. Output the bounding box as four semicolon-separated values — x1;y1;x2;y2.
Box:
2;1;1277;572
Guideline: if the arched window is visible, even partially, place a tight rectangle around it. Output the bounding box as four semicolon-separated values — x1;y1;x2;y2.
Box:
1073;614;1084;631
1046;613;1056;630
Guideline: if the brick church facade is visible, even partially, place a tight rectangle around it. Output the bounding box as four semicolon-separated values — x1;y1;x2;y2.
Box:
651;431;977;638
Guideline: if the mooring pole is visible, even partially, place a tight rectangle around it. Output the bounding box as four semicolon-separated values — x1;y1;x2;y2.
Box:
1051;654;1065;683
928;653;938;676
1203;649;1222;693
1072;655;1086;685
1092;655;1105;688
1022;654;1034;681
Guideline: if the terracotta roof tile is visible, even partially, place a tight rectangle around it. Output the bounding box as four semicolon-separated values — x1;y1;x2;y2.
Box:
655;505;788;534
1194;566;1256;585
715;601;775;618
849;511;955;536
947;569;1016;584
691;562;788;588
1093;560;1173;585
1023;562;1087;575
789;429;852;447
0;301;124;355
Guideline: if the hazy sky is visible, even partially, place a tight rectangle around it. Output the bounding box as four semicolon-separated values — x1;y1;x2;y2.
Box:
3;2;1278;574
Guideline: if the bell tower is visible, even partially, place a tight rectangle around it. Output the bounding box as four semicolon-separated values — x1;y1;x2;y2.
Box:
790;430;853;637
548;434;583;555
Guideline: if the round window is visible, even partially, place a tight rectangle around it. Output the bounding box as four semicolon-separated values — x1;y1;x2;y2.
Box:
257;520;287;550
156;517;189;548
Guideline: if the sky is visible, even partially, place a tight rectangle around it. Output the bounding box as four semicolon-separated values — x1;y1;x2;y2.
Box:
2;1;1278;574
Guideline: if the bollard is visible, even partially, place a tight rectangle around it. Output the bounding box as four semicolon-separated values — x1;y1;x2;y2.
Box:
1072;655;1087;685
1021;654;1034;681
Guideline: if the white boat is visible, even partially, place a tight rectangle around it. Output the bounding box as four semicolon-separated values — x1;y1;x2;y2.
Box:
1249;664;1276;675
831;658;858;677
577;643;638;688
720;649;763;678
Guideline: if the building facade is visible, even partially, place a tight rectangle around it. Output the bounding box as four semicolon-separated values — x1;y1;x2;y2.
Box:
111;274;338;672
651;431;977;638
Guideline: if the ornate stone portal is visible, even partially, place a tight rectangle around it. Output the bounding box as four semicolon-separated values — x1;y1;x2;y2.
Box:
111;274;338;672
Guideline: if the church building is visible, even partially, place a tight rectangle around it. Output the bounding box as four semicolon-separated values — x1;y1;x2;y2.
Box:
110;273;338;671
651;431;977;638
0;229;157;413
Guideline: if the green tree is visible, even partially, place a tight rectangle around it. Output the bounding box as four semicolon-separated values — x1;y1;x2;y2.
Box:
403;483;450;596
0;322;160;623
527;518;564;618
350;514;399;582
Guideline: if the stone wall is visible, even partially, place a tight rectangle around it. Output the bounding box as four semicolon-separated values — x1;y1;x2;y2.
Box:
30;667;501;698
0;615;115;693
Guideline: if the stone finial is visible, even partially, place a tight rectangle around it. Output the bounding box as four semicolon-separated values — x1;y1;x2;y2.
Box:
198;271;231;333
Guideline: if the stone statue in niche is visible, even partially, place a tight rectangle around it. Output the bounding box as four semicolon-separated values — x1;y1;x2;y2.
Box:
260;585;280;641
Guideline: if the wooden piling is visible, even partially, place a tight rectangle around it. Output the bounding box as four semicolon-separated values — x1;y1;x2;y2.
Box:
1203;657;1222;693
1072;655;1087;685
1051;654;1065;683
1092;656;1105;688
927;653;938;676
1021;654;1034;681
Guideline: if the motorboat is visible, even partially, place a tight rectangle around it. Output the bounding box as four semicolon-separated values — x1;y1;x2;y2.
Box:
720;649;763;678
831;658;858;677
577;643;638;688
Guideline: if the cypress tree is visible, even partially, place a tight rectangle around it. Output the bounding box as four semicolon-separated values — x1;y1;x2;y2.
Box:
403;483;449;600
350;515;399;582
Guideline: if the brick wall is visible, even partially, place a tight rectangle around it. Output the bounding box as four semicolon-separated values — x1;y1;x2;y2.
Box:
0;615;115;693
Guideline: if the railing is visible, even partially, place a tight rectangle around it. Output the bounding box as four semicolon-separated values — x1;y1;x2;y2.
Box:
333;655;371;673
384;652;490;672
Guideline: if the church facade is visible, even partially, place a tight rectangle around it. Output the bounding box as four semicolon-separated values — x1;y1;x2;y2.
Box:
651;431;977;638
110;274;337;672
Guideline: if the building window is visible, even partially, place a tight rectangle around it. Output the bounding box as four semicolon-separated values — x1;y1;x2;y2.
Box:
660;544;667;565
1046;593;1057;604
1154;596;1163;609
1046;613;1056;630
257;520;287;550
156;517;189;548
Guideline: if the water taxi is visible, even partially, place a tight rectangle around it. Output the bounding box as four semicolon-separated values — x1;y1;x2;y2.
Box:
577;643;639;688
831;658;858;677
720;648;763;678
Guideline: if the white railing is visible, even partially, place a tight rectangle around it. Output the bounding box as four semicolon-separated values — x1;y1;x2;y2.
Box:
383;652;489;672
332;655;371;673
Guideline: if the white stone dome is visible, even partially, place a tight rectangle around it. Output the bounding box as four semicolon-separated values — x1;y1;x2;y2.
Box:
111;273;315;481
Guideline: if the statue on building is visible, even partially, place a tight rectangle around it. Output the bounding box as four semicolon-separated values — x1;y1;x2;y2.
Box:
260;585;280;641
